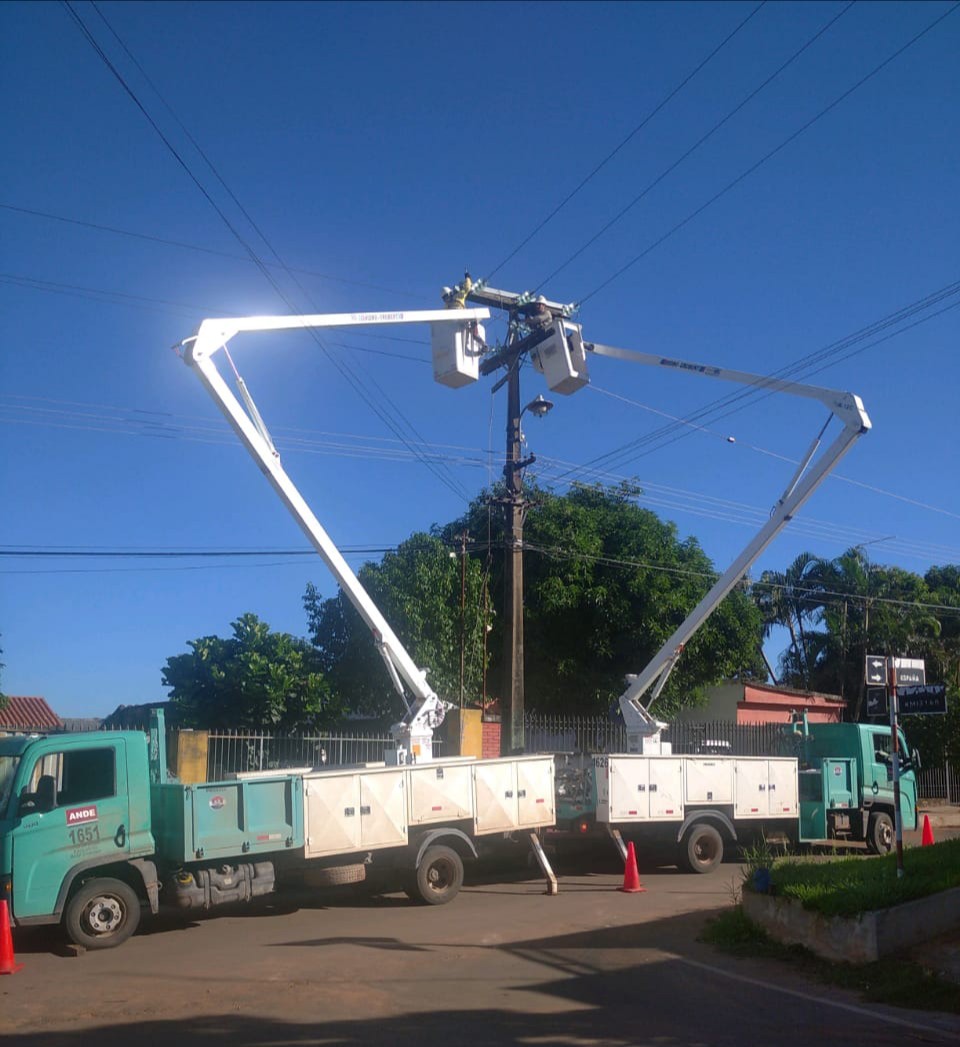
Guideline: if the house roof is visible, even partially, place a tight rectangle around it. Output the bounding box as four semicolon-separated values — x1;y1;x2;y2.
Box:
0;695;63;731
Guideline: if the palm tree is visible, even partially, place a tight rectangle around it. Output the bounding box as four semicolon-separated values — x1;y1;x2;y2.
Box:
755;552;819;689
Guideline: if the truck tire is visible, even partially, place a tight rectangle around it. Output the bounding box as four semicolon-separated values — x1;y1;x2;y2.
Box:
679;824;724;874
407;845;463;905
303;863;367;888
65;877;141;950
867;812;894;855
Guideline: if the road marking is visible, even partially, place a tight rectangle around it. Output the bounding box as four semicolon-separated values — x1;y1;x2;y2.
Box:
679;958;960;1039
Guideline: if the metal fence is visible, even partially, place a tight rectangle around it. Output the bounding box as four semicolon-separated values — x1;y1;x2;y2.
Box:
523;713;627;754
917;762;959;804
205;729;397;780
523;712;783;757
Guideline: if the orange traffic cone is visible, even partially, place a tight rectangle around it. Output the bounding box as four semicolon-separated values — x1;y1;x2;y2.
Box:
921;814;935;847
619;841;646;893
0;899;23;975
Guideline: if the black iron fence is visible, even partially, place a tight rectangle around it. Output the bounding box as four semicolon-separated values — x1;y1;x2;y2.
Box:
522;712;783;757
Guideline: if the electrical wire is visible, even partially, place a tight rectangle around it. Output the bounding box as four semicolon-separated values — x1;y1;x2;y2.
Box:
62;1;472;503
575;1;960;307
0;203;424;300
482;0;768;284
536;0;856;290
551;276;960;483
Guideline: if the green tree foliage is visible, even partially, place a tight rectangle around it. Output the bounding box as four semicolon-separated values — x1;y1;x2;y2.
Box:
162;613;339;729
304;533;491;719
758;550;960;747
438;482;766;716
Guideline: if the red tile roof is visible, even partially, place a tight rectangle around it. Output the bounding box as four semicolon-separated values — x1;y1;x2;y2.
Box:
0;695;63;730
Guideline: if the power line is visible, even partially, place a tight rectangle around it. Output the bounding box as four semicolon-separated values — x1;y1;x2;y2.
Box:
482;0;768;283
63;1;472;504
576;1;960;306
553;275;960;483
535;0;856;291
0;203;423;300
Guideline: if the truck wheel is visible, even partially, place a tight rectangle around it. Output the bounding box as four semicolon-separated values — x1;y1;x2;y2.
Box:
303;863;367;888
65;878;141;950
679;824;724;874
408;845;464;906
868;812;894;854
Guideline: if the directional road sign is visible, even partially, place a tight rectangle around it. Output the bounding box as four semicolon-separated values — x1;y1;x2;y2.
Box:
865;656;887;686
893;658;926;688
865;687;888;717
898;683;947;715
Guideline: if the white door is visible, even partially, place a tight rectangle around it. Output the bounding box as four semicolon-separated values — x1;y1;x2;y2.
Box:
685;759;734;804
734;760;769;818
766;759;798;817
359;770;408;849
407;762;475;825
608;756;649;822
516;758;555;828
304;773;361;857
473;761;517;833
647;758;683;819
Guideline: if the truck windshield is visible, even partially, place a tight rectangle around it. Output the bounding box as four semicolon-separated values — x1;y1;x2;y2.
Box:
0;755;20;815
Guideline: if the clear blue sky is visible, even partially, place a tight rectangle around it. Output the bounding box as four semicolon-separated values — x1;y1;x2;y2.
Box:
2;1;958;719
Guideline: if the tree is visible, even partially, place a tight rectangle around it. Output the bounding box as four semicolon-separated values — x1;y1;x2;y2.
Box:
304;533;492;719
439;482;766;717
754;552;820;688
763;548;955;722
162;613;339;730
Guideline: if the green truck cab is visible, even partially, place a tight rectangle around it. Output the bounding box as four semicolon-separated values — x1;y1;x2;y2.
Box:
787;718;919;851
0;716;300;950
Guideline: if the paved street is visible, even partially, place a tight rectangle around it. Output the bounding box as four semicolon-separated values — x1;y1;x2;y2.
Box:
3;843;958;1046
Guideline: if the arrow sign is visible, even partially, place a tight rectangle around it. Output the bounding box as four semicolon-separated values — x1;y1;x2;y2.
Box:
865;657;887;685
898;683;947;716
865;656;887;686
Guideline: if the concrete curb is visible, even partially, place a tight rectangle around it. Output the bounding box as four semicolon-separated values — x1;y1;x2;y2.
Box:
743;886;960;965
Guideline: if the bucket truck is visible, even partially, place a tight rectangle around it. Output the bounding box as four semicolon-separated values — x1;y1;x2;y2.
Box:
436;279;908;870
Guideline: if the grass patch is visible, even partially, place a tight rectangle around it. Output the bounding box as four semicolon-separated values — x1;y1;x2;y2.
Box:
702;907;960;1014
749;838;960;918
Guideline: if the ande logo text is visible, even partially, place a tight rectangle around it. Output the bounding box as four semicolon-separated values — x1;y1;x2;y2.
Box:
66;806;98;825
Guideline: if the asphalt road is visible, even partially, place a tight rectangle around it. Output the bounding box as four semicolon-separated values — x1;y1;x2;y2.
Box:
3;842;959;1047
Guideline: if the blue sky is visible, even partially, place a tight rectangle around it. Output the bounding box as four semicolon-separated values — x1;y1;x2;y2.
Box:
2;0;958;720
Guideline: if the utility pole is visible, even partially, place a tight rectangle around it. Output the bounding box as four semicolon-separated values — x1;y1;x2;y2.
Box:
454;529;471;711
465;283;562;756
502;358;528;754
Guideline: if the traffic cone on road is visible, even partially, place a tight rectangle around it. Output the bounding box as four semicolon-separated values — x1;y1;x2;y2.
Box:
921;814;935;847
619;841;646;893
0;899;23;975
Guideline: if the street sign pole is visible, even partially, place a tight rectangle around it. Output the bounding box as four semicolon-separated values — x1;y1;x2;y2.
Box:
887;655;904;879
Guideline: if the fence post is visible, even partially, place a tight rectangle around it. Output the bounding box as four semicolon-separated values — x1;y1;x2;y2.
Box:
948;759;952;805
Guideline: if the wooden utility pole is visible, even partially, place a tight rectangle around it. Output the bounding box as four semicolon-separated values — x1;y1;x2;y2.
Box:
502;358;527;755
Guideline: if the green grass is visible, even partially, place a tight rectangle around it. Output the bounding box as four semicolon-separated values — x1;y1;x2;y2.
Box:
748;838;960;918
702;906;960;1014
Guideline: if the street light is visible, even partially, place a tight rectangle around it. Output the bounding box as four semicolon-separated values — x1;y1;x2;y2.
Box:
522;394;554;420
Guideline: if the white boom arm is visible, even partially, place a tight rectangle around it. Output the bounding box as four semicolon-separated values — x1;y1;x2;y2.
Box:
586;342;871;753
179;308;489;763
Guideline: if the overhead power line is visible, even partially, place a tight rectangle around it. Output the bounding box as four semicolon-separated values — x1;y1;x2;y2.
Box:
0;203;422;300
576;1;960;306
63;1;471;504
554;275;960;483
482;0;767;284
535;0;856;291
